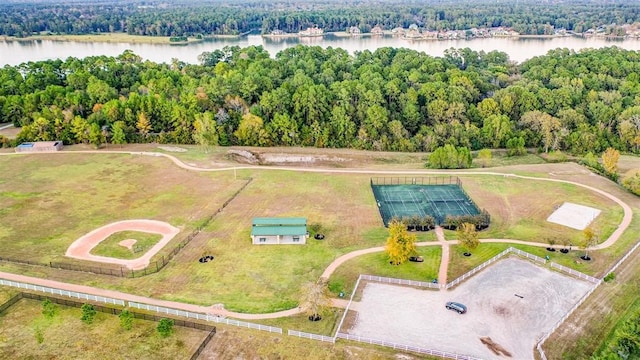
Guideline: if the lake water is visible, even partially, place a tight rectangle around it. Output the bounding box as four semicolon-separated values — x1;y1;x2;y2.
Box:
1;34;640;66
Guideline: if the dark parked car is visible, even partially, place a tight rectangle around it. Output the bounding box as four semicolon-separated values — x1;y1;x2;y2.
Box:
409;256;424;262
445;301;467;314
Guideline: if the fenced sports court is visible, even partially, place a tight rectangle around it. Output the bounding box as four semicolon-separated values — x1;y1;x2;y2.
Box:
370;176;481;226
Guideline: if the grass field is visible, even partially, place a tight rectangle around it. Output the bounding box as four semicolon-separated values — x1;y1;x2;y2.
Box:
0;153;244;263
328;246;442;296
459;174;623;245
0;149;634;315
90;231;163;259
0;299;206;359
203;322;439;360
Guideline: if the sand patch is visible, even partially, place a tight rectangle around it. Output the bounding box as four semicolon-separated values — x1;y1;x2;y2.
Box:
118;239;137;250
547;202;601;230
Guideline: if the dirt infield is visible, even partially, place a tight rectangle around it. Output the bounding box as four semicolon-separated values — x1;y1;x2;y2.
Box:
345;257;593;359
65;220;180;270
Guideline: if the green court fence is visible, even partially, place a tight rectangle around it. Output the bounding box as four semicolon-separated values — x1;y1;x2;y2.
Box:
370;176;485;226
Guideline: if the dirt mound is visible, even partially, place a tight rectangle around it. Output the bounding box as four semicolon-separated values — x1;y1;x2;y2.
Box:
227;149;260;164
480;337;512;357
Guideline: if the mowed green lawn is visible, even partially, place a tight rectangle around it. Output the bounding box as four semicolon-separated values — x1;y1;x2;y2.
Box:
329;246;442;296
0;151;630;314
0;299;206;359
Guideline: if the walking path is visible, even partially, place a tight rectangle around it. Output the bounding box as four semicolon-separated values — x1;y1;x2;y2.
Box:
435;227;450;285
0;149;634;320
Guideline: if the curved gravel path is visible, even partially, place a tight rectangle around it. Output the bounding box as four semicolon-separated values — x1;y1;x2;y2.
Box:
0;149;633;320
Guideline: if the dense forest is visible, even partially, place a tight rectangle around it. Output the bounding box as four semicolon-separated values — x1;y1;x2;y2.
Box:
0;0;638;37
2;45;640;157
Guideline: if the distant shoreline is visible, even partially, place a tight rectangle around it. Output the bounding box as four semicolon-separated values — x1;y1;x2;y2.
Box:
0;33;242;45
1;32;637;46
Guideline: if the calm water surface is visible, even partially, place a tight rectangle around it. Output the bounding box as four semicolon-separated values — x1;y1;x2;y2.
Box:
1;34;639;66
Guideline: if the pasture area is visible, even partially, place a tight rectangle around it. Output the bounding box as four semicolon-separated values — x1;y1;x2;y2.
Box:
0;153;245;263
344;257;593;360
0;151;625;315
0;299;206;359
459;174;622;245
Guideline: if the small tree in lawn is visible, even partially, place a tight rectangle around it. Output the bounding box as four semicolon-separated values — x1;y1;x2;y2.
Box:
581;225;599;261
299;277;332;321
546;237;557;252
42;299;58;320
457;222;479;256
385;219;417;265
81;303;96;324
119;309;134;331
157;318;174;337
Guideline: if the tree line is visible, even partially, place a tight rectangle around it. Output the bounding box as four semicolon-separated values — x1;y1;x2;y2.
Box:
1;0;639;37
2;46;640;157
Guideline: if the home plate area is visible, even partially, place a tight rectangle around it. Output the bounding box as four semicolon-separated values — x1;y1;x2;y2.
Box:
343;258;592;359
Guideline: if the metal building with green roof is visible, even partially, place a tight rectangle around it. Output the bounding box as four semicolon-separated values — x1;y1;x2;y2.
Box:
251;217;308;245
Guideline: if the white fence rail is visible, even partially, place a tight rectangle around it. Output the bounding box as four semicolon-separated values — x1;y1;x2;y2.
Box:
288;330;335;343
128;301;282;334
549;263;600;283
334;274;362;340
336;333;482;360
445;247;512;289
606;241;640;275
361;274;440;289
0;278;125;306
510;247;547;264
536;281;600;360
537;240;640;360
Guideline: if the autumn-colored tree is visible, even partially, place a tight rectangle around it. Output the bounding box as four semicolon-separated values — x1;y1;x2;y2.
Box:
581;225;600;260
136;112;151;138
299;277;332;321
457;222;479;255
385;219;417;265
476;149;492;168
602;147;620;174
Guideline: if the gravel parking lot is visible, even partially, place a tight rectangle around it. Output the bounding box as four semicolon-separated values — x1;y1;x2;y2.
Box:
346;257;593;359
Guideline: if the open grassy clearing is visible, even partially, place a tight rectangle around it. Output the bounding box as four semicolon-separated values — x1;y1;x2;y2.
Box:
0;299;205;359
204;322;438;360
0;153;244;263
459;174;622;245
328;246;442;297
0;152;633;315
90;231;163;259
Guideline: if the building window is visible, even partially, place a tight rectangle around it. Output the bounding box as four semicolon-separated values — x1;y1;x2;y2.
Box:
293;236;300;242
259;237;266;243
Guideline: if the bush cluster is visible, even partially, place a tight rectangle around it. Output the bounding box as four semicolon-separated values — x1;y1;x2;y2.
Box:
442;210;490;230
